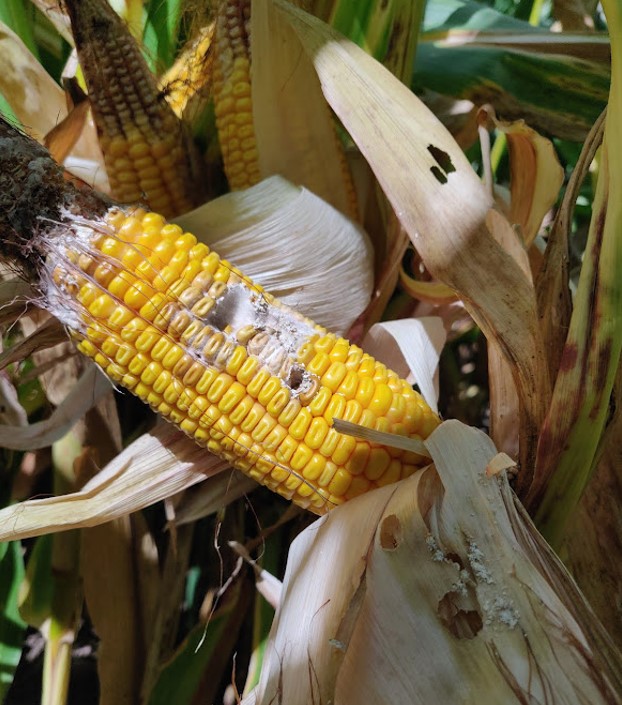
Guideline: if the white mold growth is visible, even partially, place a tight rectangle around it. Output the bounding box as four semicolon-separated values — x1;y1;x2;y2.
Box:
467;539;494;585
483;595;519;629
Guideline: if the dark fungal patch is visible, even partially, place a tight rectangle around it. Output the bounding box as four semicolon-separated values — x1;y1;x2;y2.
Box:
0;117;109;280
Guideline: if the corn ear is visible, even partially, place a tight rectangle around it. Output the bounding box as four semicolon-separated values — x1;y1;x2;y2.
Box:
64;0;202;218
0;118;439;514
213;0;261;190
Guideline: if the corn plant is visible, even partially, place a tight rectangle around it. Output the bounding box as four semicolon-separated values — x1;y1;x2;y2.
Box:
0;0;621;704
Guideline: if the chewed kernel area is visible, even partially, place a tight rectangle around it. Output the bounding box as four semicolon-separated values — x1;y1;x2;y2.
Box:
50;207;439;513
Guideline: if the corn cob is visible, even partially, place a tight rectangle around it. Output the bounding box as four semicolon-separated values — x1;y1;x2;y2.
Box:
0;119;439;514
64;0;202;219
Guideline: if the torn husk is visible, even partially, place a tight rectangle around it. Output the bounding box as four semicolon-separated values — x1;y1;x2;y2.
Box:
246;421;622;705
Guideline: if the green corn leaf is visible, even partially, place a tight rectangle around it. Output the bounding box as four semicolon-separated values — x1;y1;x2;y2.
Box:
143;0;184;71
0;0;38;57
0;541;27;702
416;0;610;141
325;0;426;84
148;578;250;705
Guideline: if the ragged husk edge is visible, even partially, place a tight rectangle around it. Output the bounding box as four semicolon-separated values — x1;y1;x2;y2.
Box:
243;420;622;705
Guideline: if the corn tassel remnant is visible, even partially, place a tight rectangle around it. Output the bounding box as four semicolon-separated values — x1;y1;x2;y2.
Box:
0;119;439;514
64;0;202;219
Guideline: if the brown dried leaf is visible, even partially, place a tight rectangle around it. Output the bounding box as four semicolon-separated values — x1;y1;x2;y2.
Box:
271;1;550;482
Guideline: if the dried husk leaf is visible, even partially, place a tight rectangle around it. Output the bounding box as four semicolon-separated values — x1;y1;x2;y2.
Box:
273;0;550;488
175;176;374;334
171;472;257;527
0;22;67;143
536;108;605;382
0;372;27;426
398;265;459;305
361;317;445;412
0;365;110;450
0;424;229;541
0;317;67;371
484;208;532;460
229;541;283;609
247;421;622;705
82;514;158;705
531;1;622;541
485;109;564;247
562;366;622;651
0;21;103;182
251;4;356;219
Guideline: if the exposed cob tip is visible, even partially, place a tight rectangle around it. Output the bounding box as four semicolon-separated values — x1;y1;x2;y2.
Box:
0;119;439;514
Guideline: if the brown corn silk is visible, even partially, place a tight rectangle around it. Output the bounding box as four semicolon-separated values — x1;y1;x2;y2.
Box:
0;119;438;514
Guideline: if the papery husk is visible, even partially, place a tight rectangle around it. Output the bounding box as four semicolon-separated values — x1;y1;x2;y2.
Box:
175;176;374;334
0;424;230;541
480;106;564;247
245;421;622;705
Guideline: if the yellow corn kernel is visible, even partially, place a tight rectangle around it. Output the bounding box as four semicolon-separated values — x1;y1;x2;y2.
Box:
290;444;313;472
304;417;329;450
343;400;363;424
302;454;326;482
264;425;288;452
290;408;313;441
64;0;200;218
332;435;356;466
240;402;266;433
308;386;331;416
328;468;353;498
195;368;218;395
225;345;247;375
307;352;331;377
163;379;184;405
349;442;371;476
345;476;372;501
237;356;260;385
247;369;271;398
266;388;291;418
207;373;234;403
278;399;302;427
321;361;347;392
369;383;393;417
315;335;336;354
376;459;403;488
276;435;299;464
251;414;276;443
218;382;246;413
324;394;346;424
229;395;255;426
319;429;340;458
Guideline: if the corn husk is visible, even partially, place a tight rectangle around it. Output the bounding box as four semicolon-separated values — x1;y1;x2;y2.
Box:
244;420;622;705
175;176;374;334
